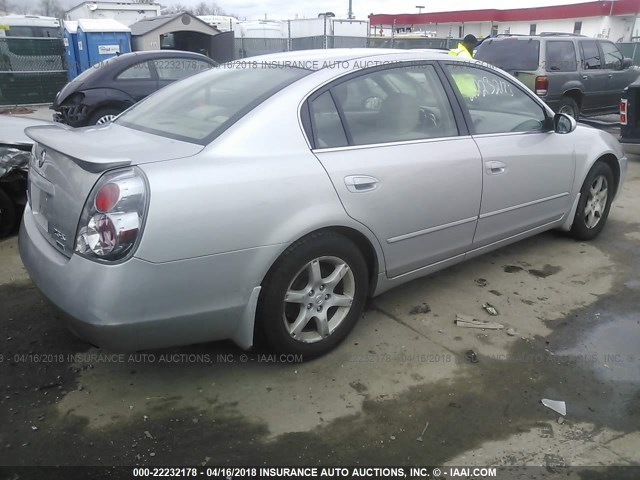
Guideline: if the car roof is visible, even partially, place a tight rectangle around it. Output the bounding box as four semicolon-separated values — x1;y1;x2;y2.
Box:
111;50;215;62
243;48;452;70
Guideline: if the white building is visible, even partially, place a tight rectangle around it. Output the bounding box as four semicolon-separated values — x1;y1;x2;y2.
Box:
234;17;369;39
370;0;640;41
197;15;238;33
65;1;162;27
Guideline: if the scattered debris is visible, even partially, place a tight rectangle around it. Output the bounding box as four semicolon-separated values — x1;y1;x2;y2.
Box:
482;303;499;316
465;350;479;363
0;107;35;115
150;452;156;457
409;303;431;315
506;328;517;336
31;426;38;431
557;417;565;425
437;329;445;334
489;290;502;296
541;399;566;416
503;265;524;273
475;278;488;287
389;435;396;441
144;431;154;439
201;456;211;466
416;421;429;442
455;314;504;330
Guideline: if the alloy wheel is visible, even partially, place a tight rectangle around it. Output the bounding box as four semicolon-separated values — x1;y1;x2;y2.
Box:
584;174;608;229
283;256;355;344
96;114;117;125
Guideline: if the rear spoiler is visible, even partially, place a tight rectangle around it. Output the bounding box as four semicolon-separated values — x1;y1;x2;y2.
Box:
25;124;131;173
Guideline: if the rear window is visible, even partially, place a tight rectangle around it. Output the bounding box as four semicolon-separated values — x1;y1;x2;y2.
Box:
545;41;577;72
116;64;311;145
475;39;540;71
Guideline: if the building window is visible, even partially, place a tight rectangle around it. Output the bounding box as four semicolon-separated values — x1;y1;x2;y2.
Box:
491;24;498;36
530;24;537;35
574;21;582;35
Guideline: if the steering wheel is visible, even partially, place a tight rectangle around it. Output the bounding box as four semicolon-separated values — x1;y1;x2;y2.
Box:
419;107;439;129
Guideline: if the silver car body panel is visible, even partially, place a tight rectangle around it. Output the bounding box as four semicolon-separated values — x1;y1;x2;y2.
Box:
19;49;627;351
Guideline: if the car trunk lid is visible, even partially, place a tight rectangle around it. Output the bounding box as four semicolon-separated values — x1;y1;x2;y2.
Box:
25;123;203;257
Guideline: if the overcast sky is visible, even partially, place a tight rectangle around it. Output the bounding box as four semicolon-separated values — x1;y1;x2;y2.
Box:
180;0;594;20
24;0;595;21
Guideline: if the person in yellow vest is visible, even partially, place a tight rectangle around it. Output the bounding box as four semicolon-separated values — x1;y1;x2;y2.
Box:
449;34;479;99
448;34;478;59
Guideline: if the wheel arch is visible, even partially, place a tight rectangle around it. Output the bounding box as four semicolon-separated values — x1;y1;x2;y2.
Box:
597;153;621;198
562;88;583;109
260;225;383;298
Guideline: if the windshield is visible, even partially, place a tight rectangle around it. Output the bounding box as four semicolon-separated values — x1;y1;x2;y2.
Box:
117;64;311;144
475;39;540;71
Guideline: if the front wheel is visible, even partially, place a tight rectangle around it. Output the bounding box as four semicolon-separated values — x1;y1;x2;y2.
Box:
257;231;369;359
88;107;122;126
570;162;614;240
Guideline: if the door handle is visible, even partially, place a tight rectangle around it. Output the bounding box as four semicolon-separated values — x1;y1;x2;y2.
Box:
344;175;379;193
582;75;588;80
485;161;507;175
608;74;613;78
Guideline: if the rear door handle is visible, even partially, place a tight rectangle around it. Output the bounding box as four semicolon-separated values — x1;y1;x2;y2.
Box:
582;75;588;80
344;175;379;193
485;161;507;175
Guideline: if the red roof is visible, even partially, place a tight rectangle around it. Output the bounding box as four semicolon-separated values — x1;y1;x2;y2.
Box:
369;0;640;25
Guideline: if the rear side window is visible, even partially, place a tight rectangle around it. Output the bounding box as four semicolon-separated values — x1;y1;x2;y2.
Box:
117;65;311;144
153;58;213;81
329;64;458;146
600;42;624;70
580;41;602;70
475;39;540;71
545;41;577;72
117;62;152;80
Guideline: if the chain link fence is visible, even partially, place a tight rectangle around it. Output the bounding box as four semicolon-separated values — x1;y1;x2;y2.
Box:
0;37;67;106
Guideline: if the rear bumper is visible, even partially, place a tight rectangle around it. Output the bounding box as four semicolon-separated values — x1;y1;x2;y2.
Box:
19;205;269;351
619;137;640;155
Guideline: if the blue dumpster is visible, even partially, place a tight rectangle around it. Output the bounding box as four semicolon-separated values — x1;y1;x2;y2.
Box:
63;20;80;80
76;19;131;73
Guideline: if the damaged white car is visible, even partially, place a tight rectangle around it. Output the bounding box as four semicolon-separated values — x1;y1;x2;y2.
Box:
0;116;54;237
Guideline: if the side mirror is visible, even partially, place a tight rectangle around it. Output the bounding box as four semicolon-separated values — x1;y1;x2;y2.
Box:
554;112;577;134
623;58;633;69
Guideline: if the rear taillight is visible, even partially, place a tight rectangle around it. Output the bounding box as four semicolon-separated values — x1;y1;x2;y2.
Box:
620;99;628;125
535;76;548;96
75;167;148;261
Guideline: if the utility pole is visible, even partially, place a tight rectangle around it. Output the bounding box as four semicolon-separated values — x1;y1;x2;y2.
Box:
348;0;354;19
416;5;425;13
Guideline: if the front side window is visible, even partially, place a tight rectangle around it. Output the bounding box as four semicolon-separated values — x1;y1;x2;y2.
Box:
326;64;458;146
117;62;152;80
581;41;602;70
545;41;577;72
445;64;547;135
153;58;212;81
117;65;310;144
600;42;624;70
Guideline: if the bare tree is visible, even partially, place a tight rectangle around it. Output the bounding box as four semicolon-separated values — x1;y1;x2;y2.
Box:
0;0;11;15
38;0;64;17
162;3;193;14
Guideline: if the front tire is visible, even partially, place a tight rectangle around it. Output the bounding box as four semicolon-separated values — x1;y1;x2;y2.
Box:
257;231;369;359
88;107;122;126
570;161;614;240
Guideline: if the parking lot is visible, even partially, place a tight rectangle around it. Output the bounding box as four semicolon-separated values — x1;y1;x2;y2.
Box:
0;111;639;473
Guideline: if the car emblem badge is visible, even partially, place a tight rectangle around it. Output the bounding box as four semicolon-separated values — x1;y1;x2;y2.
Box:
39;149;47;168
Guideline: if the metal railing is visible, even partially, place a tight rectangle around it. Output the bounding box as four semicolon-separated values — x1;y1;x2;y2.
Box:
233;36;462;59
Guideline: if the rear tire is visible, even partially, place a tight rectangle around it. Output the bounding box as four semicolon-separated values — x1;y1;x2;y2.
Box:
88;107;122;126
557;96;580;120
0;187;16;238
569;161;614;240
257;231;369;359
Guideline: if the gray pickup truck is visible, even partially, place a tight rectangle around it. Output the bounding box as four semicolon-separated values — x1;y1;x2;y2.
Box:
475;33;640;119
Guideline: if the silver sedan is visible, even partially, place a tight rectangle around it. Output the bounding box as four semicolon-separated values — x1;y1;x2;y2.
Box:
19;49;627;358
